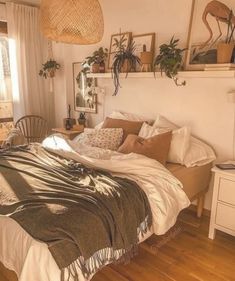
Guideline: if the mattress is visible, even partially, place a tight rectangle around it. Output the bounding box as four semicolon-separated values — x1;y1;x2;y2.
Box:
166;162;212;201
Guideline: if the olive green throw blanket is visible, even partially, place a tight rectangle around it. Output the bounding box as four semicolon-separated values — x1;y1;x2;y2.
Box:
0;144;152;280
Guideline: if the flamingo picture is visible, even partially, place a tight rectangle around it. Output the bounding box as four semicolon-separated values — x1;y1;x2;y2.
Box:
201;0;235;48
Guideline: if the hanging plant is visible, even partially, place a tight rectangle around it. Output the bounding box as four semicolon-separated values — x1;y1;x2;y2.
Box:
39;59;60;79
153;37;186;86
112;36;141;96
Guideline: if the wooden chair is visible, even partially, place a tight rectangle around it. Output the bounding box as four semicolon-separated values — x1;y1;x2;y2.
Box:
15;115;48;143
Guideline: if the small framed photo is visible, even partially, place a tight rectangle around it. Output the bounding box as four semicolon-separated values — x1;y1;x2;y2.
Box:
185;0;235;70
108;32;132;69
132;33;155;58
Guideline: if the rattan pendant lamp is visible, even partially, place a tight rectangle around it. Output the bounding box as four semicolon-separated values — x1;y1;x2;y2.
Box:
40;0;104;45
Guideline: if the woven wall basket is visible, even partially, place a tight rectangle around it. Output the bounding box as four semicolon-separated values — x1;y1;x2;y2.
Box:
40;0;104;45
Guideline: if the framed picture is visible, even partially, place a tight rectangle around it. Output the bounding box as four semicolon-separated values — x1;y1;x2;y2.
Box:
132;33;155;71
185;0;235;70
73;62;97;113
108;32;132;69
132;33;155;58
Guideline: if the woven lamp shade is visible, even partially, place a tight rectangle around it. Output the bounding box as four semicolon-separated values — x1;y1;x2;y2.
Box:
40;0;104;45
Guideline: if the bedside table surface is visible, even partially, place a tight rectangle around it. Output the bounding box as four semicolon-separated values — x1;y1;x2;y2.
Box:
52;128;83;135
212;161;235;176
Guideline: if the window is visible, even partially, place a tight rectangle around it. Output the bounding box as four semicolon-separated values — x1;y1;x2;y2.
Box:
0;21;14;143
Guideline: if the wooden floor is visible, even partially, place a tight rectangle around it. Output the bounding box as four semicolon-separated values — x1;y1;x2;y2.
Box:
1;209;235;281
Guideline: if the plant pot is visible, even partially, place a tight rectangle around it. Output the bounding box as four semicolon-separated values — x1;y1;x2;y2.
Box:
140;52;153;64
48;69;55;78
99;61;105;73
217;42;234;63
121;59;132;73
92;63;100;73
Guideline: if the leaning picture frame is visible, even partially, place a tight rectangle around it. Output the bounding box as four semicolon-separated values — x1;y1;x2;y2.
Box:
73;62;97;113
185;0;235;70
108;32;132;69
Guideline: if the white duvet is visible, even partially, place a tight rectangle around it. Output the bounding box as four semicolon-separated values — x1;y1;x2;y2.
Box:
0;135;190;281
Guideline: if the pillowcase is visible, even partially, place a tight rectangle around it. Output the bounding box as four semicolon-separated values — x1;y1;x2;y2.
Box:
183;137;216;167
118;131;172;166
102;117;143;141
95;111;153;129
73;128;123;151
153;114;216;167
139;122;191;165
153;114;178;130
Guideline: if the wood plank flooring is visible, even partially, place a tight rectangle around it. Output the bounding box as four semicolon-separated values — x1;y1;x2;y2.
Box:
1;209;235;281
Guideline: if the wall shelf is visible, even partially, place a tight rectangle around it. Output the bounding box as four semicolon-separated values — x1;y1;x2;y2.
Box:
87;70;235;79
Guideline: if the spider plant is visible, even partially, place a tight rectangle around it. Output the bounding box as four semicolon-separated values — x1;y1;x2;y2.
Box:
153;37;186;86
112;38;141;95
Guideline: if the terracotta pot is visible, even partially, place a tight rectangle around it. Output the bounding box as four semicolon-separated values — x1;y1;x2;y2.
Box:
121;59;132;73
48;69;55;78
92;63;100;73
99;61;105;73
140;52;153;64
217;42;234;63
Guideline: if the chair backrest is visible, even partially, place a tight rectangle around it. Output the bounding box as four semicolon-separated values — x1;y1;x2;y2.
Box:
15;115;48;143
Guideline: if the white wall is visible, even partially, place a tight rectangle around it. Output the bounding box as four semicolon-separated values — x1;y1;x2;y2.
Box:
53;0;235;210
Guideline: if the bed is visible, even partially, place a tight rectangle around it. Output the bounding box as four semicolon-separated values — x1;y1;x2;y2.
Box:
167;162;212;217
0;135;211;281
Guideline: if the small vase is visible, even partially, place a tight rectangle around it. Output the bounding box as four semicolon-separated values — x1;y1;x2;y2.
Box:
217;42;234;63
140;51;153;72
140;52;153;64
92;63;100;73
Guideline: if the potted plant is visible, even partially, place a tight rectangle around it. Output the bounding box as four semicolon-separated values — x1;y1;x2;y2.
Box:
153;37;186;86
112;35;141;95
217;10;235;63
39;59;60;79
83;47;108;73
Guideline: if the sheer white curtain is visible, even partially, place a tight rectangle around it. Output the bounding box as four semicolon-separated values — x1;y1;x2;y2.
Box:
6;2;54;128
0;44;7;100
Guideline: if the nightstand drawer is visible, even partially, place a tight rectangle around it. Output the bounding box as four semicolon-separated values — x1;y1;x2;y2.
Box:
218;178;235;206
216;203;235;231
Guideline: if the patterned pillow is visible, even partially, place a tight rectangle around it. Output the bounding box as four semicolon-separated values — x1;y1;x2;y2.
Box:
75;128;124;151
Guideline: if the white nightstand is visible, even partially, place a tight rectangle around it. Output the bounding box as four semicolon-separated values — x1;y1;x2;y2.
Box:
209;163;235;239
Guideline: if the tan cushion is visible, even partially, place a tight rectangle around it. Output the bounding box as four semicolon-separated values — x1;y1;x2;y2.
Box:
102;117;143;141
118;131;172;166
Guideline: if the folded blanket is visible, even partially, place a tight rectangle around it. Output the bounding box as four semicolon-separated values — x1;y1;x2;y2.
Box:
0;144;152;280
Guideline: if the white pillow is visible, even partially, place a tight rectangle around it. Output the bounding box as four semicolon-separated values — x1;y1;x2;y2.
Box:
153;114;178;129
73;128;123;151
184;137;216;167
153;115;216;167
139;122;191;164
95;111;153;129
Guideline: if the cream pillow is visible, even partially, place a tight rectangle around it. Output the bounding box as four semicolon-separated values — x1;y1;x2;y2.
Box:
153;115;216;167
139;122;191;164
95;111;153;129
73;128;123;151
183;137;216;168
